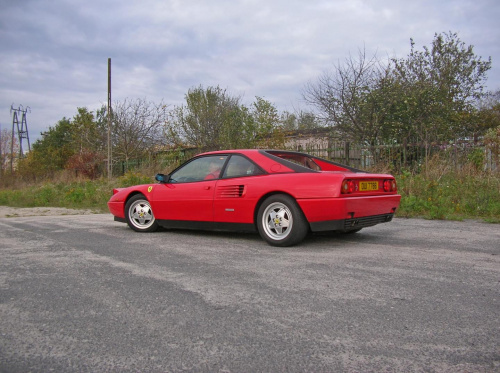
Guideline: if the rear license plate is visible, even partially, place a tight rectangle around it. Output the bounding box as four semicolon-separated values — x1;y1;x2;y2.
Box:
359;181;379;191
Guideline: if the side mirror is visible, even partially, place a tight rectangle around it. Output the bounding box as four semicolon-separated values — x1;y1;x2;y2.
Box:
155;173;170;183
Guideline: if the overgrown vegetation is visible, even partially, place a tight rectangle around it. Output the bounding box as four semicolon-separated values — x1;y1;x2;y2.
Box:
395;160;500;222
0;171;155;212
0;180;111;212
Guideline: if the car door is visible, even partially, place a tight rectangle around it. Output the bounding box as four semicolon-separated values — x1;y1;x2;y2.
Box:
213;154;265;224
151;155;228;222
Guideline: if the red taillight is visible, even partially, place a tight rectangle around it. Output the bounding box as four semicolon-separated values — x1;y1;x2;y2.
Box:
350;180;358;193
341;180;358;194
341;180;348;194
383;179;397;192
383;180;391;192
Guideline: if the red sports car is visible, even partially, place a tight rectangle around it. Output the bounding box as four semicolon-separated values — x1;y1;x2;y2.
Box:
108;149;401;246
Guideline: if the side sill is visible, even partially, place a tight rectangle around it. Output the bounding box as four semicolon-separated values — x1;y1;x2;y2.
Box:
157;220;256;233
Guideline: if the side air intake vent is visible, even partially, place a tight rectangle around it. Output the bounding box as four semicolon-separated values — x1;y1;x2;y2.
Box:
217;185;245;198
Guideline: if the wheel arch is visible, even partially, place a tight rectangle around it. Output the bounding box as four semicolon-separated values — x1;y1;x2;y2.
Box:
253;191;310;230
123;191;148;215
124;192;159;232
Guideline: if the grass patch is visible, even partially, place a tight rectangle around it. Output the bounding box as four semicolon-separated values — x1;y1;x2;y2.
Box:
0;171;156;212
395;166;500;222
0;181;111;212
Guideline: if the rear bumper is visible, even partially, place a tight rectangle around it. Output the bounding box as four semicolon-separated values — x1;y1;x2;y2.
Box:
309;213;394;232
297;195;400;232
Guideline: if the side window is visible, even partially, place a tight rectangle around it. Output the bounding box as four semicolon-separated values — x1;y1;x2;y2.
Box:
223;155;263;179
170;156;227;183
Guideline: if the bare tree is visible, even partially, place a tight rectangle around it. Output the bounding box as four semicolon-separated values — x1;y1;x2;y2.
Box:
303;49;394;159
112;98;169;163
0;128;18;177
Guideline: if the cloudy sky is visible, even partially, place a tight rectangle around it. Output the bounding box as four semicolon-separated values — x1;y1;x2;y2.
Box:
1;0;499;144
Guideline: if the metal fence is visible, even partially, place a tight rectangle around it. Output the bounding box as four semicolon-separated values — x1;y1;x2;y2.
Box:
109;139;498;177
286;138;497;172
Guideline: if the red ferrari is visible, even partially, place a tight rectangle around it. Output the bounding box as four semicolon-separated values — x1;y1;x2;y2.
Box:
108;149;401;246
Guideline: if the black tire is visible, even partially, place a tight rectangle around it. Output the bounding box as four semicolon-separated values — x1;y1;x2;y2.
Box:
125;194;159;232
257;194;309;247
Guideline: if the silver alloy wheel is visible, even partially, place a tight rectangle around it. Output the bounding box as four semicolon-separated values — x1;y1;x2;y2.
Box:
128;199;156;230
261;202;294;241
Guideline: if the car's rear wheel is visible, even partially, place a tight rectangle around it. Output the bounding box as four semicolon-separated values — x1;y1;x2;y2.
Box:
125;194;159;232
257;194;309;247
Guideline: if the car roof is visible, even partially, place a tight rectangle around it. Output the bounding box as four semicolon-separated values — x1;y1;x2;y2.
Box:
197;149;364;174
198;149;261;156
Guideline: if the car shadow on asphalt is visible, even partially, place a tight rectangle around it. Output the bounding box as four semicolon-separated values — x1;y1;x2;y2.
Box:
146;226;382;251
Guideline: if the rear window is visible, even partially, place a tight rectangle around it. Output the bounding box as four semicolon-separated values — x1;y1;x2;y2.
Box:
266;151;321;171
265;150;363;173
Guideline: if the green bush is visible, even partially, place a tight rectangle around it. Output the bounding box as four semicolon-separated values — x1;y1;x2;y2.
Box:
118;171;153;187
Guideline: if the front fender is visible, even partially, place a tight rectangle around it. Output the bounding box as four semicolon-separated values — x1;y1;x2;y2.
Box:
107;184;156;218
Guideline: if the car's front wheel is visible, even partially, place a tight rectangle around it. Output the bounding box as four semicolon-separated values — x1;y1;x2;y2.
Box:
125;194;159;232
257;194;309;247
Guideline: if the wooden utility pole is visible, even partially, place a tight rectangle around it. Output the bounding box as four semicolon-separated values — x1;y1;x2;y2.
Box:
0;123;2;179
107;58;112;179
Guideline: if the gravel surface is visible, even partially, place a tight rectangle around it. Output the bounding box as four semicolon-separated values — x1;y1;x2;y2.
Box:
0;206;97;218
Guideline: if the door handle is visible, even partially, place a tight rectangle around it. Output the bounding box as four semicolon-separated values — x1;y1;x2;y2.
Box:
204;186;211;190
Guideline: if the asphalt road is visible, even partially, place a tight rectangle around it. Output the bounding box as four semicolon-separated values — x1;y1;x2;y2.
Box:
0;214;499;372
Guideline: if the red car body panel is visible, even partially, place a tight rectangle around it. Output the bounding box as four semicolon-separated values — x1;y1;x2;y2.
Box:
108;149;401;234
151;180;217;221
297;195;400;228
